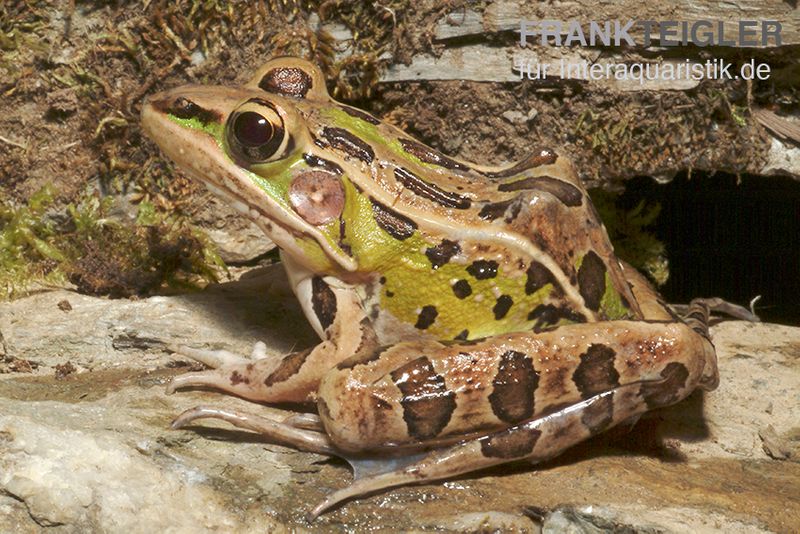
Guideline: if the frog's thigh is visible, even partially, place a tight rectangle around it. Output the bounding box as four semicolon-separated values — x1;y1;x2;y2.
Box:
168;281;377;403
317;320;714;453
313;320;715;517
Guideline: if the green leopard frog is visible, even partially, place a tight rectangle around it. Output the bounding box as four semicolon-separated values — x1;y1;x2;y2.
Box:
141;57;725;519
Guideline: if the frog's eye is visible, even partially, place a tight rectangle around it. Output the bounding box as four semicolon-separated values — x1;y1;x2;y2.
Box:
226;100;287;163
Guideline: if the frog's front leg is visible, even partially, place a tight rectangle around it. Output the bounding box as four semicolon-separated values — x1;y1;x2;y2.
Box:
167;276;377;403
310;318;717;516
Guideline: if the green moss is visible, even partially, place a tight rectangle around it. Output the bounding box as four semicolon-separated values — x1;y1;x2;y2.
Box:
0;186;225;300
589;189;668;286
0;186;68;298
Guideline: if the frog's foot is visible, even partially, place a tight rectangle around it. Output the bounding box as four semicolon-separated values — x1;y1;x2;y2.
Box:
677;297;761;325
172;405;336;455
165;344;318;402
679;296;760;341
696;296;761;322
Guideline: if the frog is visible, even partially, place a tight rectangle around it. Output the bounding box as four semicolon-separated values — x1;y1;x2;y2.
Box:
140;57;757;519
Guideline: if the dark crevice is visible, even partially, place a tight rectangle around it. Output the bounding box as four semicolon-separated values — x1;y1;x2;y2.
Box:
618;172;800;325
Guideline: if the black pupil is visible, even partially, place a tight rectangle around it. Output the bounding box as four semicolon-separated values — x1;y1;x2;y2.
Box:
234;111;273;147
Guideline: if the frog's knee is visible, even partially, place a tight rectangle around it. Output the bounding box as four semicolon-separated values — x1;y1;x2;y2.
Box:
316;355;411;453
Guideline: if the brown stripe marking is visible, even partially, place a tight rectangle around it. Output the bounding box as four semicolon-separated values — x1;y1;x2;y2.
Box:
399;138;471;171
478;195;523;222
498;176;583;207
641;362;689;409
573;344;620;399
484;149;558;179
337;346;384;371
480;425;542;459
258;67;313;98
414;305;438;330
390;356;456;440
303;153;343;174
581;392;615;433
425;239;461;269
493;295;514;320
577;251;606;312
337;319;381;370
264;348;311;387
371;199;417;240
321;127;374;163
160;97;221;125
340;105;381;125
338;216;352;256
311;276;337;331
393;167;472;209
488;350;537;424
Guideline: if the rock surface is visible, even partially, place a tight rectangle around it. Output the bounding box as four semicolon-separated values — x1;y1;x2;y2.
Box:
1;267;798;533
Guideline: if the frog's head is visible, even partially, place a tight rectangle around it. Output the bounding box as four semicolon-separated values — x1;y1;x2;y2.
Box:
141;58;356;272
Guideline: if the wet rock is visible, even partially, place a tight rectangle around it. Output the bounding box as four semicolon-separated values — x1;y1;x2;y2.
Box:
0;271;797;532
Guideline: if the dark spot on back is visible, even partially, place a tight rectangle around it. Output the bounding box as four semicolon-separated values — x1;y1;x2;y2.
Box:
528;304;585;331
454;329;469;341
467;260;498;280
264;348;311;387
340;105;380;124
498;176;583;207
311;276;337;331
259;67;313;97
577;251;607;312
480;425;541;459
160;97;221;125
488;350;537;424
484;149;559;179
390;356;456;440
493;295;513;320
573;344;620;399
641;362;690;409
452;279;472;299
581;392;615;433
399;138;471;171
322;127;374;163
525;262;555;295
425;239;461;269
371;198;417;240
394;167;472;209
415;305;438;329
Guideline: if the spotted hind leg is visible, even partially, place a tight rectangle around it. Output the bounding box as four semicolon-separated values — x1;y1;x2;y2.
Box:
310;378;665;519
310;316;718;517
